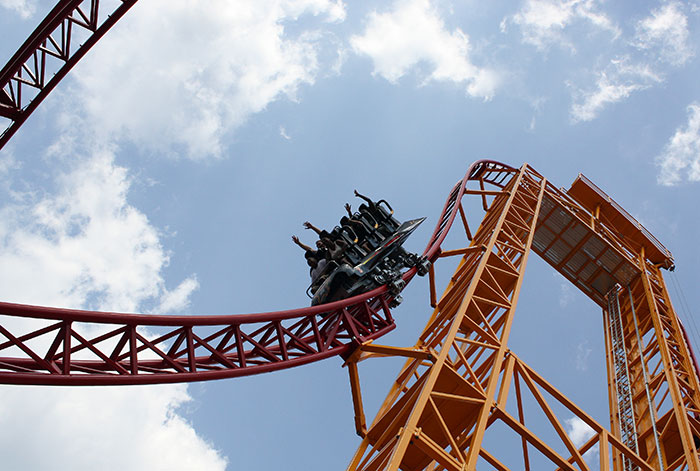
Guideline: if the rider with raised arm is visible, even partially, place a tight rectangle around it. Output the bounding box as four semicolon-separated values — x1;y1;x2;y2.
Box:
354;189;376;208
291;235;328;282
303;221;331;239
354;189;399;235
354;189;391;216
303;221;348;262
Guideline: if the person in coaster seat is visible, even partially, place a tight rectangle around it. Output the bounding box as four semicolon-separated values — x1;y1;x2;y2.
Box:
338;209;376;253
354;189;399;232
303;221;348;262
344;202;386;247
291;235;329;283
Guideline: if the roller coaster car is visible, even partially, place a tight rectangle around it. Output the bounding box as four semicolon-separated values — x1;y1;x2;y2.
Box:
309;217;430;306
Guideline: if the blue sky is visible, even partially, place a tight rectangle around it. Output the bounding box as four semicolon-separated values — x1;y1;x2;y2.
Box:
1;0;700;469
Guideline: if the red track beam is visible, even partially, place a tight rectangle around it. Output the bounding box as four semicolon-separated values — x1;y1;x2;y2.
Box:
0;0;139;150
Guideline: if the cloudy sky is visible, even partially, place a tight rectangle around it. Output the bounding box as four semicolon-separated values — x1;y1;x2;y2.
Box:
1;0;700;469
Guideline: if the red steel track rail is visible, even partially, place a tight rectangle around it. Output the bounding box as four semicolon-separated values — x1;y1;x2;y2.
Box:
0;0;138;150
0;160;515;386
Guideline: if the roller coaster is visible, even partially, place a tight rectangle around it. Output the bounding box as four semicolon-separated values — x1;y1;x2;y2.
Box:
2;3;700;470
0;159;506;386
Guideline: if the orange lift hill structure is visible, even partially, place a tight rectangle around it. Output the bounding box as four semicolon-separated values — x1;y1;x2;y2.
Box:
344;161;699;471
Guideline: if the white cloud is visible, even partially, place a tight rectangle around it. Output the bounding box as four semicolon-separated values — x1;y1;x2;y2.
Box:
0;0;35;18
526;96;547;132
566;416;599;464
508;0;619;51
67;0;345;159
0;148;20;178
0;148;224;470
156;276;200;313
569;57;662;122
558;280;574;307
656;103;700;186
0;385;226;471
566;3;692;122
350;0;499;99
280;126;292;140
575;340;592;371
0;150;196;311
507;2;691;122
566;416;595;447
633;2;693;66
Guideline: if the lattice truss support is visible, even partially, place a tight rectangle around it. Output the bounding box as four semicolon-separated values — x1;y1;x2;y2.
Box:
343;163;700;471
604;261;700;471
0;0;138;149
0;297;396;385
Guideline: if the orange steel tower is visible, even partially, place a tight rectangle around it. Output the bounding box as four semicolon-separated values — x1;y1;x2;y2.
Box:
344;161;699;471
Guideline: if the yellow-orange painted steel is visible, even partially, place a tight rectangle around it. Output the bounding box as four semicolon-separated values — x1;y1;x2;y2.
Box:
345;163;699;471
348;360;367;437
568;175;672;266
612;257;700;470
348;164;546;470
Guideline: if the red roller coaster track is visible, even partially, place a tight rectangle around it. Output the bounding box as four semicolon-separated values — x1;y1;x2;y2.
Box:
0;0;138;150
0;160;515;386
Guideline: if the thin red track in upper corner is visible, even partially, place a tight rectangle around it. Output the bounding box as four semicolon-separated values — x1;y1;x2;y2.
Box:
0;0;139;150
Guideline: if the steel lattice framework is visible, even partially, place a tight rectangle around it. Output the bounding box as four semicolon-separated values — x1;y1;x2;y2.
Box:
343;162;700;471
0;294;397;385
0;0;138;150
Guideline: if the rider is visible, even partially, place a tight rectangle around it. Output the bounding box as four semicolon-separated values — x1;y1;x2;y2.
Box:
291;235;328;283
353;189;377;210
353;189;397;235
303;221;348;262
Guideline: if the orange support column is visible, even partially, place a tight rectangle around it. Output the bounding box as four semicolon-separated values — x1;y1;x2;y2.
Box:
347;164;546;471
602;253;700;471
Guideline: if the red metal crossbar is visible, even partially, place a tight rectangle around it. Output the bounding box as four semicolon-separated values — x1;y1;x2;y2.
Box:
0;0;138;149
